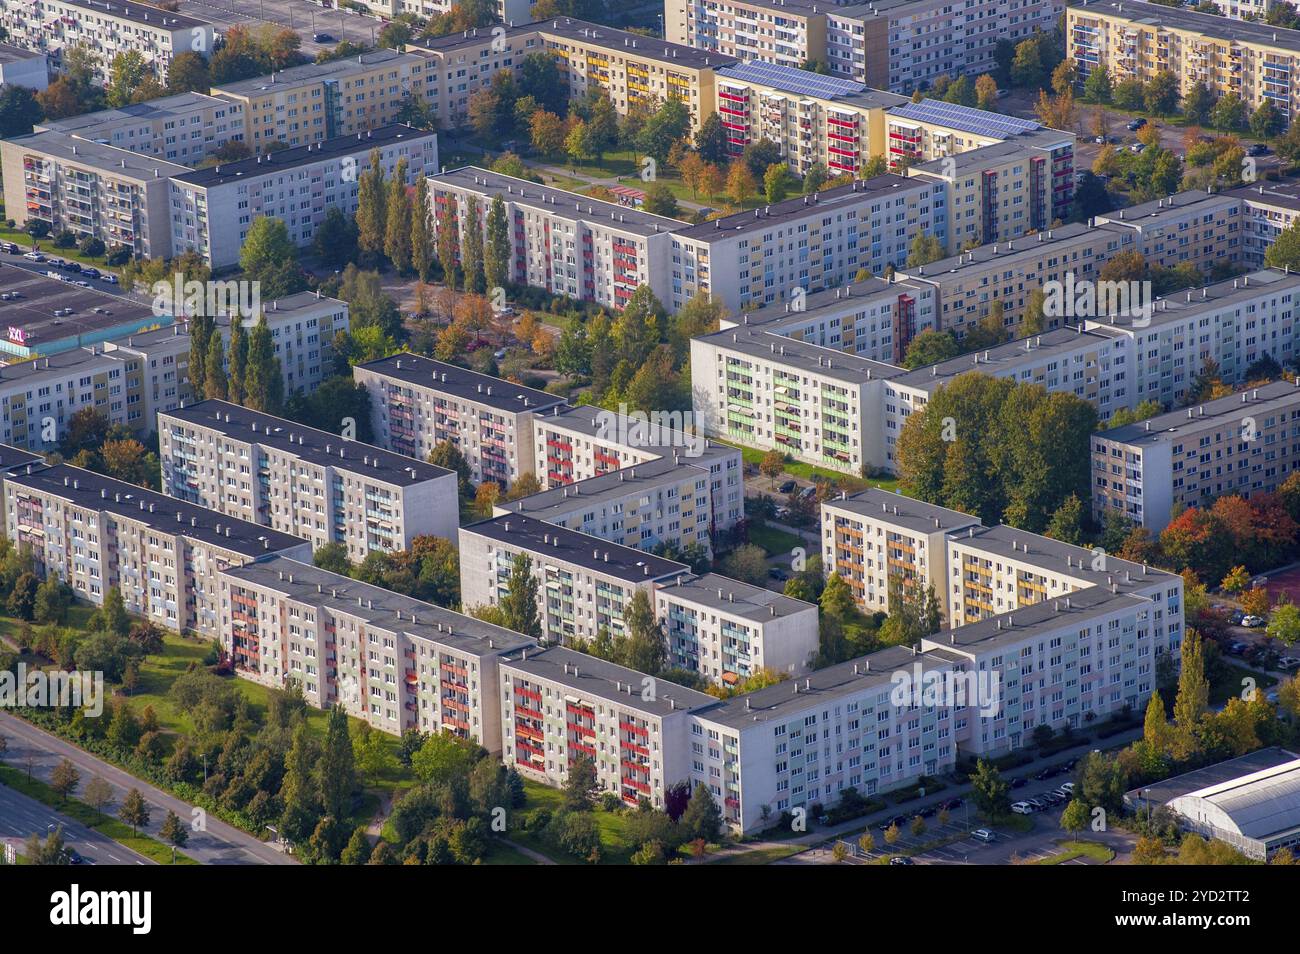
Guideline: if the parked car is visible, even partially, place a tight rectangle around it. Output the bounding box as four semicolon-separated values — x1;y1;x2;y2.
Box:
915;805;937;819
493;348;507;359
1026;797;1047;811
777;480;797;494
799;485;817;500
1063;758;1079;771
1230;610;1245;625
1059;782;1076;795
878;814;909;832
1226;641;1248;656
81;267;100;279
23;251;45;261
1241;615;1266;628
63;260;81;272
941;797;964;811
1011;801;1035;815
1277;656;1300;671
1034;767;1058;781
768;567;790;582
1127;117;1147;131
1129;142;1146;153
1;242;19;254
101;274;119;284
313;32;334;42
1043;792;1064;806
61;847;88;865
971;828;996;843
889;856;915;865
1249;143;1272;156
1009;777;1028;789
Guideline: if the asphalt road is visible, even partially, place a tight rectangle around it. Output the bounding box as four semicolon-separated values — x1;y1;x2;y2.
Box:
0;782;153;866
0;711;296;865
175;0;386;54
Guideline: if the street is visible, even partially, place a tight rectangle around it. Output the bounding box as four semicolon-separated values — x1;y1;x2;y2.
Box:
0;782;153;866
175;0;387;55
0;711;297;865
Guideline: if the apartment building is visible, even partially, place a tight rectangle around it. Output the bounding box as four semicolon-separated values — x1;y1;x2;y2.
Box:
668;173;946;313
1228;181;1300;268
666;0;829;71
494;454;715;557
688;644;961;832
945;522;1182;628
1095;190;1244;273
882;326;1135;467
0;0;214;84
691;325;904;475
919;584;1167;756
458;514;690;643
372;0;532;22
0;131;186;259
0;42;49;90
1082;267;1300;408
912;137;1077;252
821;489;981;618
654;572;819;684
426;167;686;311
354;353;565;489
217;556;533;740
895;221;1137;339
887;99;1074;178
713;61;907;178
212;50;433;150
1068;0;1300;121
530;403;746;533
406;18;734;131
499;644;714;809
169;124;439;267
4;463;310;636
36;92;245;167
158;400;460;560
1091;380;1300;530
826;0;1064;92
728;275;938;365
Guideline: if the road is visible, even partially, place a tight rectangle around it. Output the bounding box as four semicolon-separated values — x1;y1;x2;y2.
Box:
0;783;153;866
0;712;296;865
175;0;387;55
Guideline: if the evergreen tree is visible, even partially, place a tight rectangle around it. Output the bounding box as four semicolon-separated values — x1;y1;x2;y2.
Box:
383;157;413;273
243;315;284;413
159;809;188;849
319;705;357;820
621;589;666;675
188;314;212;399
484;194;511;292
355;149;388;260
681;783;723;842
436;199;460;288
1173;630;1210;741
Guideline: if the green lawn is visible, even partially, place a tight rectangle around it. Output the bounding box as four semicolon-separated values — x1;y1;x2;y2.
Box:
747;523;804;557
1210;662;1278;706
706;844;804;865
481;840;539;865
1033;839;1116;865
721;438;900;493
0;764;198;865
511;780;646;864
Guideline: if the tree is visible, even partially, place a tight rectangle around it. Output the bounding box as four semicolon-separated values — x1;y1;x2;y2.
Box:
204;331;227;400
563;755;598;810
970;759;1010;817
500;553;542;639
695;111;730;165
83;776;113;814
1172;630;1210;756
680;783;723;842
319;705;357;819
6;572;37;621
1010;38;1044;88
242;316;284;414
159;809;189;849
355;150;388;261
1251;100;1284;140
106;50;151;107
341;827;373;865
763;162;796;203
1266;601;1300;647
484;194;511;291
0;84;43;139
383;157;414;273
1211;92;1248;131
637;97;691;164
1060;798;1090;835
621;589;667;675
118;788;150;835
168;50;210;94
240;216;305;296
759;449;786;487
906;232;945;267
902;329;960;369
1182;82;1215;126
462;199;486;294
643;182;680;218
726;160;757;205
1143;71;1179;115
51;758;80;804
33;576;70;625
1045;493;1085;545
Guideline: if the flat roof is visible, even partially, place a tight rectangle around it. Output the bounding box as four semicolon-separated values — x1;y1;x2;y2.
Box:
898;221;1125;281
355;352;564;414
461;514;690;582
1230;179;1300;212
1096;189;1241;228
500;645;716;716
0;42;45;65
172;125;434;188
496;455;709;520
38;92;239;135
824;488;982;534
0;264;163;348
887;98;1044;139
221;556;535;657
0;347;123;387
889;326;1126;393
431;166;689;238
8;464;305;556
48;0;209;30
947;523;1179;593
536;17;734;70
715;60;907;109
675;174;931;241
1127;746;1300;808
696;326;904;385
534;403;738;465
213;49;423;96
912;136;1068;176
1;130;190;180
734;275;931;327
160;400;455;487
0;443;46;474
1084;267;1300;333
1098;380;1300;447
924;584;1150;653
696;645;951;729
655;572;816;621
1071;0;1300;52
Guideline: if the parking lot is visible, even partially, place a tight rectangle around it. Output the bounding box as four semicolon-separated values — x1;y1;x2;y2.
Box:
174;0;386;55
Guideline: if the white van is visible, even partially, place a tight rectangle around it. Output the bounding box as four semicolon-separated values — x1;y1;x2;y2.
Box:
971;829;996;843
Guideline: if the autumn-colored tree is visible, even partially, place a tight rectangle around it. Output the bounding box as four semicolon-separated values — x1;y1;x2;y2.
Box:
1221;565;1251;594
726;160;758;205
1241;587;1271;618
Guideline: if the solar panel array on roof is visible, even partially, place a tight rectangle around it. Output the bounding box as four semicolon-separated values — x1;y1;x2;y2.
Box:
716;60;868;100
888;98;1042;139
